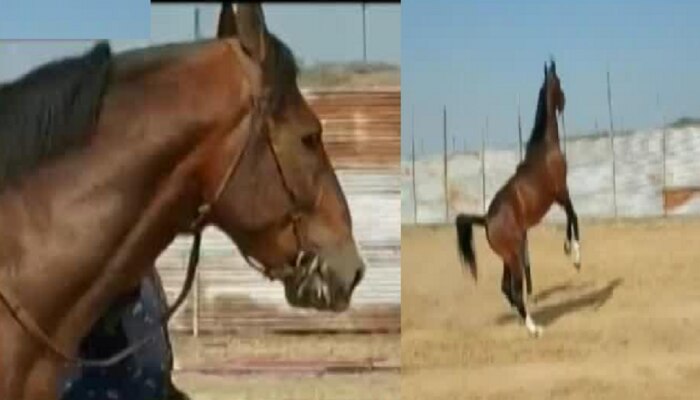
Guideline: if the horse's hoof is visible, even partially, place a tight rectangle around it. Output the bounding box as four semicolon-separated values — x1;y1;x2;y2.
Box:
571;241;581;269
564;240;571;255
525;315;543;337
529;325;544;337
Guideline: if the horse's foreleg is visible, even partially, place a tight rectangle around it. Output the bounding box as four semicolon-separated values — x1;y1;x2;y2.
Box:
508;253;542;337
558;194;581;269
521;232;532;295
501;264;516;309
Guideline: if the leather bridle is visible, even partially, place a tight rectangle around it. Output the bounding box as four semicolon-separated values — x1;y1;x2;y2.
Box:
0;39;322;368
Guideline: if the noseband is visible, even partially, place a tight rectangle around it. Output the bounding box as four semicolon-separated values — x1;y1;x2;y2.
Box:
191;80;324;282
0;39;321;368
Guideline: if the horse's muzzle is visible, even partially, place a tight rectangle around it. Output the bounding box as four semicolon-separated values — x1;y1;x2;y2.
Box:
283;243;364;312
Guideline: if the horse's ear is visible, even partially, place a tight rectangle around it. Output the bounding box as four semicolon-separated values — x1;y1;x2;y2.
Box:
236;3;268;63
550;60;556;75
544;62;548;77
217;2;237;38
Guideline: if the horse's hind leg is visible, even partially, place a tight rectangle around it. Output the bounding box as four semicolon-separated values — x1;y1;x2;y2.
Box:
507;253;543;337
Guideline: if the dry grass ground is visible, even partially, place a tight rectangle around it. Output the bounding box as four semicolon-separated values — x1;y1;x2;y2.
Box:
402;218;700;400
170;333;399;400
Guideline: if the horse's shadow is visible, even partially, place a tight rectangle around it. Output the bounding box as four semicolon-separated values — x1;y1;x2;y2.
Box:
495;278;623;327
531;280;595;304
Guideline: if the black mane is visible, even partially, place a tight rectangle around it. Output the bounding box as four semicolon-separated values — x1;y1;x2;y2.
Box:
525;77;548;154
0;35;298;189
0;42;112;188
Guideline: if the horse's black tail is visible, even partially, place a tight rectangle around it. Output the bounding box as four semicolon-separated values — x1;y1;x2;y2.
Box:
455;213;487;281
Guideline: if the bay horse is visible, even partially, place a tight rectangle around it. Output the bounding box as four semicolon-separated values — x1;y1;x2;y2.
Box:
455;60;580;336
62;4;249;399
0;42;187;400
0;4;365;400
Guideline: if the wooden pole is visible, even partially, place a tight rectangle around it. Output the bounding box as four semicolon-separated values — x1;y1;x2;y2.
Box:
657;93;667;217
517;94;523;161
411;106;418;223
443;106;449;222
361;2;367;63
192;265;200;337
194;7;201;40
192;7;201;338
607;66;617;217
482;117;488;214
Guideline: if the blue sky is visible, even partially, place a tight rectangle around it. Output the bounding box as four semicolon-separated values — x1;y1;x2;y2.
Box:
402;0;700;157
0;3;399;80
0;0;150;39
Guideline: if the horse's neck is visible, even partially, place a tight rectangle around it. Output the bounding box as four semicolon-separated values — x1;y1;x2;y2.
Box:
524;120;562;163
544;114;561;149
1;127;196;340
0;70;223;359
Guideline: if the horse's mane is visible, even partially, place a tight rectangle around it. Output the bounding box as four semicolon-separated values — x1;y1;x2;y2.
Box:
0;34;299;189
525;79;548;154
0;42;112;188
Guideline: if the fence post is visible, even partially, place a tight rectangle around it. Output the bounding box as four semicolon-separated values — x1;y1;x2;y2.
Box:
662;123;667;217
443;106;448;223
606;66;617;217
191;6;202;338
517;94;523;162
411;106;417;224
657;94;667;217
193;268;200;337
361;2;367;63
481;117;488;214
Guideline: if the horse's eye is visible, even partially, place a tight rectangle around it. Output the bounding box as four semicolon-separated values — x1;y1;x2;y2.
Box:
302;133;321;150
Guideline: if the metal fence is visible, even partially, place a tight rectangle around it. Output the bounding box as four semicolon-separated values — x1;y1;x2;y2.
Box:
402;125;700;225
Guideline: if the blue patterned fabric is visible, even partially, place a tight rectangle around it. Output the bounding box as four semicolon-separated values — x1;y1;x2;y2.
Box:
59;274;175;400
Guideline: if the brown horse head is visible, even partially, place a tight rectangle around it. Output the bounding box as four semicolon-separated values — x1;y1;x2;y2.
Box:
544;59;565;115
202;3;364;312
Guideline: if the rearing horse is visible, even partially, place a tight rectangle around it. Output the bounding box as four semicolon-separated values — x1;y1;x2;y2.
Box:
0;4;364;399
455;60;580;336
